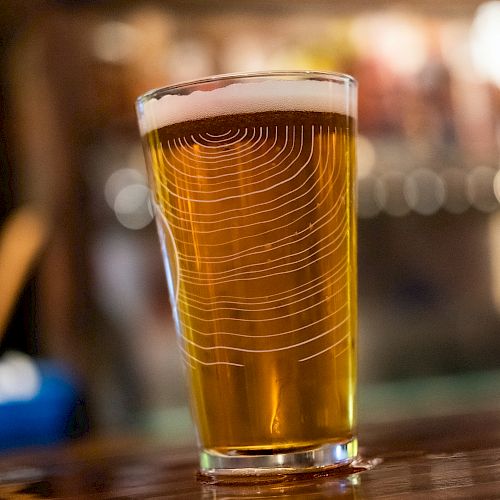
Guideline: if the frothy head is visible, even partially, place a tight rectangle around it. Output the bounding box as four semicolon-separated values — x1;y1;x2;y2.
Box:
137;78;356;135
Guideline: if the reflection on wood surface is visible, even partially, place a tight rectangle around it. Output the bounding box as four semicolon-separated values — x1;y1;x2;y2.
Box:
0;411;498;498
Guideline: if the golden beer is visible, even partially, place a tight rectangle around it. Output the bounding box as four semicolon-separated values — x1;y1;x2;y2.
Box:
137;73;357;476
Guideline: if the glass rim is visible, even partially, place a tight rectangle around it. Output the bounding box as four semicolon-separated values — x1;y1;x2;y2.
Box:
136;70;357;104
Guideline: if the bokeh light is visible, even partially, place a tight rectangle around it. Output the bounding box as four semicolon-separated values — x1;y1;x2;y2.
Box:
404;168;446;216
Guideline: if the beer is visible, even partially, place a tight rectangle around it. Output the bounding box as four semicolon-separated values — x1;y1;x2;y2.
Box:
138;75;357;473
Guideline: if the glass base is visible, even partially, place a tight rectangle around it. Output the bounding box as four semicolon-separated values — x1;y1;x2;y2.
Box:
199;438;358;480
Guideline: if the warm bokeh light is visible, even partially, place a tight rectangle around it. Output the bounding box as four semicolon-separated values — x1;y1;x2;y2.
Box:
375;171;410;217
0;352;40;403
470;1;500;87
466;166;498;212
441;168;470;214
357;134;376;179
404;168;446;216
351;12;428;76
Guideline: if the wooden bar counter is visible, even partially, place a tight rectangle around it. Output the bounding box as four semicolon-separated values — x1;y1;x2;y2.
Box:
0;409;498;498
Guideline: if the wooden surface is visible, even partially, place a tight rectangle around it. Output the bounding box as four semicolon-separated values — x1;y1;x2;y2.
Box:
0;410;498;499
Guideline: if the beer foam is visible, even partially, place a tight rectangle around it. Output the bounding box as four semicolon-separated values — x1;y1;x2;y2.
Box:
138;79;355;134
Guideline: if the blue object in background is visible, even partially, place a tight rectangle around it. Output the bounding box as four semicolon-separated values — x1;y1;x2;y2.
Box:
0;352;83;451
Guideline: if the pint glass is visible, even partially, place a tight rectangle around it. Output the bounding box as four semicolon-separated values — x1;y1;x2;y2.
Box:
136;71;358;478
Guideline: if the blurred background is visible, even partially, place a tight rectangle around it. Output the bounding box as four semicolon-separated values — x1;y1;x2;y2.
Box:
0;0;499;450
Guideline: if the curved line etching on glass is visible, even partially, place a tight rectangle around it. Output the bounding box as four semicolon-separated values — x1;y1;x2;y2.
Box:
153;122;351;368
